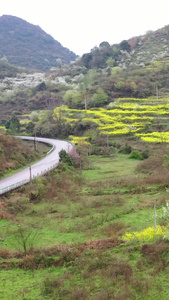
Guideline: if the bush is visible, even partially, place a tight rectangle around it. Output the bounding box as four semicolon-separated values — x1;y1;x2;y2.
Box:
129;150;143;160
122;225;167;242
141;149;150;159
41;275;63;297
119;143;132;154
59;149;73;166
68;150;80;168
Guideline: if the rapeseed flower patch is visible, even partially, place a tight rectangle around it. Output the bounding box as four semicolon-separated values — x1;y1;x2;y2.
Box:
136;132;169;143
51;101;169;140
82;118;102;126
117;98;151;103
122;225;167;242
0;126;6;131
69;135;91;146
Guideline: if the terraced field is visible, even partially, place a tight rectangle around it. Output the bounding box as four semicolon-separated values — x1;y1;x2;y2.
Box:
1;97;169;299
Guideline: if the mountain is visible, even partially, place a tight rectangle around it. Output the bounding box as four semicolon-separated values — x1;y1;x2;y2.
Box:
0;15;77;71
2;22;169;123
120;25;169;68
79;25;169;70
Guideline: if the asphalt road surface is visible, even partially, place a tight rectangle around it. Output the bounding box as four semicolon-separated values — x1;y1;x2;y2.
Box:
0;136;73;195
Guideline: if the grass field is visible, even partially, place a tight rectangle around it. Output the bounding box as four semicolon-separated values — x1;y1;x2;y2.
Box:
1;148;169;299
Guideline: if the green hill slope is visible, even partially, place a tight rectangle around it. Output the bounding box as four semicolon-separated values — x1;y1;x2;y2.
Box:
0;15;77;71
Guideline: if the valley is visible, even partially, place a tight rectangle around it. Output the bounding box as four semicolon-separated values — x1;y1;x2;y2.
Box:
1;17;169;299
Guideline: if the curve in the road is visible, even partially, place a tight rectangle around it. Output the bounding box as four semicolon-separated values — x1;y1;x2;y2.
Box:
0;136;73;195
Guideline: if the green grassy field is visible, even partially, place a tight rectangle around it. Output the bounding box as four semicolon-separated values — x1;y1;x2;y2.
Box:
1;149;169;299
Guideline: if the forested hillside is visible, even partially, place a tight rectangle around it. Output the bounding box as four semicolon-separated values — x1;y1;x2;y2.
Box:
0;15;77;71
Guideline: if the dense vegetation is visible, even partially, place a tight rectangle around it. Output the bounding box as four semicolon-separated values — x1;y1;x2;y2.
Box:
0;61;27;79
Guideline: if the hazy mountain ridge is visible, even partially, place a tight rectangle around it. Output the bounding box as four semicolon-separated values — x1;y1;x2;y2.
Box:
0;15;77;71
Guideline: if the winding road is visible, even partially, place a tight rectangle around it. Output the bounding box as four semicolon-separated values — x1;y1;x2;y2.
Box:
0;136;73;195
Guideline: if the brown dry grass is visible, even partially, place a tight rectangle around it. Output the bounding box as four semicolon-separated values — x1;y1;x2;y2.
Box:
44;171;82;203
101;221;127;237
138;240;169;275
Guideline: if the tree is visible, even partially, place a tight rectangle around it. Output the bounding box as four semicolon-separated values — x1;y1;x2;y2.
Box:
63;90;82;108
59;149;73;166
5;115;20;134
26;121;35;134
130;81;138;95
52;107;73;138
35;81;46;91
79;69;98;109
92;88;108;107
80;53;93;69
99;41;110;48
111;66;123;76
14;224;39;255
106;57;115;68
120;40;131;52
69;136;92;171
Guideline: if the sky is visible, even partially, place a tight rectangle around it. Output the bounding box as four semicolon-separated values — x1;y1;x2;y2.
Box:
1;0;169;56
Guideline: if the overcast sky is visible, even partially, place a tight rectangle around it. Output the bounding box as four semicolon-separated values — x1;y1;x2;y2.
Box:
1;0;169;56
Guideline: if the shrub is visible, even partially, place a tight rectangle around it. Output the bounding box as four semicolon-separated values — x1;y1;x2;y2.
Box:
68;150;80;168
122;225;167;242
129;150;143;160
13;225;39;255
101;221;126;237
141;148;150;159
119;143;132;154
136;155;163;173
41;275;63;297
59;149;73;166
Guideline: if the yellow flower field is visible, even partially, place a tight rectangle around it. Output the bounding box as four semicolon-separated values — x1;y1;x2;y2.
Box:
122;225;167;242
51;97;169;141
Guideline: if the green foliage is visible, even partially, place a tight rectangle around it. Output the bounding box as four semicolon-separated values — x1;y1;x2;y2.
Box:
5;115;20;134
129;150;143;160
25;121;35;134
63;89;82;108
35;81;46;91
1;153;169;299
13;225;39;255
0;61;24;79
106;56;115;67
120;40;131;52
59;149;73;166
80;42;120;69
91;88;108;107
99;41;110;48
111;66;123;76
